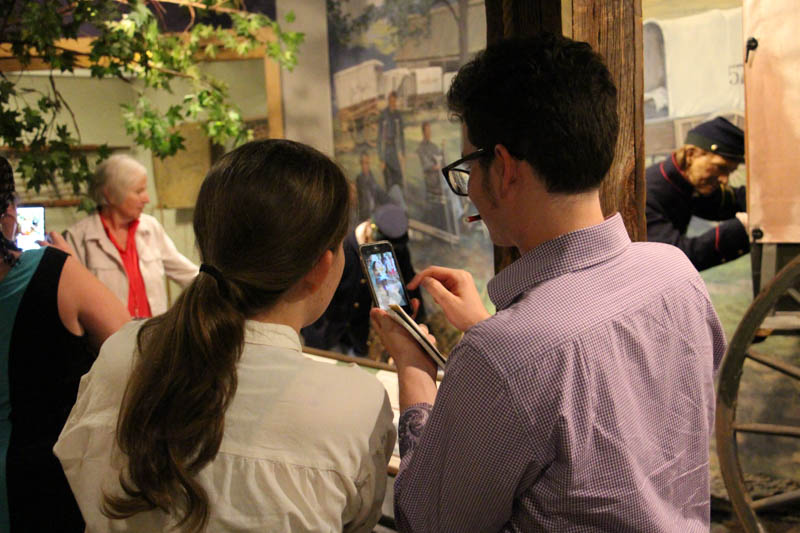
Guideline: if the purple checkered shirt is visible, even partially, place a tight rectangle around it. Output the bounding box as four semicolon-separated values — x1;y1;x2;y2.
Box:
395;214;726;532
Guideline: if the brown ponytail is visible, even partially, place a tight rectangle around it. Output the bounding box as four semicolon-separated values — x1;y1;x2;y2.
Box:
104;139;351;531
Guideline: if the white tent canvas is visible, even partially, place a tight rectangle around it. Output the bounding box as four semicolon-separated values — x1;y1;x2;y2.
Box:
644;8;744;119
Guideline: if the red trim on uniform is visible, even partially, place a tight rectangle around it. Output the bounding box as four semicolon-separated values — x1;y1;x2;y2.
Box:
670;153;689;180
715;225;721;252
659;162;688;196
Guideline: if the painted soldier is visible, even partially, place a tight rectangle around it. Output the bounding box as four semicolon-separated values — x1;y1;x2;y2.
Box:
377;91;405;195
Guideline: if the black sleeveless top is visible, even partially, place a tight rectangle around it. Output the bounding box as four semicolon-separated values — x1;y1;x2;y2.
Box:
6;247;93;532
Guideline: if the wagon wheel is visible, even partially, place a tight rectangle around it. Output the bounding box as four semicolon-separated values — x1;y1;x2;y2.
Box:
716;253;800;532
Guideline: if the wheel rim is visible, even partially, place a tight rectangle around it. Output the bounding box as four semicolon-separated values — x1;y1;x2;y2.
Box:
716;253;800;532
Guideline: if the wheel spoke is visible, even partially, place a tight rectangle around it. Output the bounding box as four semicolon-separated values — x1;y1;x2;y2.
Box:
746;349;800;380
751;489;800;511
733;422;800;438
759;312;800;333
788;288;800;305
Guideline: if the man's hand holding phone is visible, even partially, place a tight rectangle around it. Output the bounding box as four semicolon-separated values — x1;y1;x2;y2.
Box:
370;307;438;410
408;266;491;332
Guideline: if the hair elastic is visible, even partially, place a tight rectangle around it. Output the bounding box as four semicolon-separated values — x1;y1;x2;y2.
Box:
200;263;226;285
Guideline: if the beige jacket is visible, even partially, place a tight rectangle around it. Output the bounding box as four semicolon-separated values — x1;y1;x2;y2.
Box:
65;213;198;316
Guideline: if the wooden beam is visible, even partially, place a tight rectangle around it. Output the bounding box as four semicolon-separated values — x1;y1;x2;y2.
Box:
0;26;277;72
0;38;95;71
263;54;284;139
569;0;645;242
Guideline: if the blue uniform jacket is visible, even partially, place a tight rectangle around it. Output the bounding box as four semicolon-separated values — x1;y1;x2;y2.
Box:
645;154;749;271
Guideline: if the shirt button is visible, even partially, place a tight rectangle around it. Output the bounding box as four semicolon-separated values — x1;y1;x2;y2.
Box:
360;278;367;284
354;302;360;309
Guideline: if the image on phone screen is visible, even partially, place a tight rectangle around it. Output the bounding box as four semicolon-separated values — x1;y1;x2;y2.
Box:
364;248;409;312
15;206;45;252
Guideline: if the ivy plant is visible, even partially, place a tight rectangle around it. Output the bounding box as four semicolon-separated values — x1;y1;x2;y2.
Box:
0;0;303;208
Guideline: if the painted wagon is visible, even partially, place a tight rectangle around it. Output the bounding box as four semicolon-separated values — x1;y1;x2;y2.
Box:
714;2;800;531
333;59;385;148
334;60;448;149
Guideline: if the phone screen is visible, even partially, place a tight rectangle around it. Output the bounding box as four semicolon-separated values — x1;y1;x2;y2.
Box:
359;241;413;315
15;205;45;252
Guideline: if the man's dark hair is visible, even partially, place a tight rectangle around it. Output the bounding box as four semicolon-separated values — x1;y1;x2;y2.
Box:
447;33;619;193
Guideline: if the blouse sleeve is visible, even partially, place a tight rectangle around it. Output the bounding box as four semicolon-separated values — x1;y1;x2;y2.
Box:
153;220;198;287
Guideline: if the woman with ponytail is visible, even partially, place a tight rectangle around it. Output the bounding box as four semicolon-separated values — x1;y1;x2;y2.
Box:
55;140;396;532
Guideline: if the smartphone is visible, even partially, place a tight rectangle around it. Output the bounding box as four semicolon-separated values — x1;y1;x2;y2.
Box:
359;240;414;316
15;205;46;252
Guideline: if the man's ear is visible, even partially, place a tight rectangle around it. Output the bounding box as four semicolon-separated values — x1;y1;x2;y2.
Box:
684;145;700;165
493;144;518;198
302;249;334;295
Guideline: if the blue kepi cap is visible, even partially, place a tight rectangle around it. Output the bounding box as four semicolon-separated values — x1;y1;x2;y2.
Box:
685;117;744;162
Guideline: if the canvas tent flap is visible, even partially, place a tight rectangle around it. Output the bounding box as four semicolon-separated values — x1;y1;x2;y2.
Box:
745;0;800;243
645;8;744;119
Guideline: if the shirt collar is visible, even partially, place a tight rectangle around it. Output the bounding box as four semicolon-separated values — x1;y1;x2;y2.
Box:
660;154;695;197
100;214;140;253
488;213;631;311
83;213;108;241
244;321;302;353
87;212;149;241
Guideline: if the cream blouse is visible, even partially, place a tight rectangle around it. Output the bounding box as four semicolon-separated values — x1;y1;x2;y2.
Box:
55;320;396;532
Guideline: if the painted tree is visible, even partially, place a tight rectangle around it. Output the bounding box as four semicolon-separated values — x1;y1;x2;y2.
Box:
328;0;472;67
0;0;303;208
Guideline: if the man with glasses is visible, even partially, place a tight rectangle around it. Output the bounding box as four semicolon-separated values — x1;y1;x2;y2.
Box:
371;34;725;532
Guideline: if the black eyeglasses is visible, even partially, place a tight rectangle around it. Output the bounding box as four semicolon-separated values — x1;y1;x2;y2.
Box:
441;148;489;196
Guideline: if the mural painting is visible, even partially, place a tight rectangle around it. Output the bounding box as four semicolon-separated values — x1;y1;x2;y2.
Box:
326;0;493;356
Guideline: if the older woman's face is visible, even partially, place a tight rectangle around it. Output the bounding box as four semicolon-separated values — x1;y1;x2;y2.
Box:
110;171;150;222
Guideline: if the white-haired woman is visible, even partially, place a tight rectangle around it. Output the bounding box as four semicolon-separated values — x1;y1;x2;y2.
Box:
66;154;198;317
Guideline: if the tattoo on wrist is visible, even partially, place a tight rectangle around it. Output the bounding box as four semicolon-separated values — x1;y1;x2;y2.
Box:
399;404;431;457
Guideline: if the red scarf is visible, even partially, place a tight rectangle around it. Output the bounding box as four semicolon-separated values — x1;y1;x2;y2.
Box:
100;215;152;318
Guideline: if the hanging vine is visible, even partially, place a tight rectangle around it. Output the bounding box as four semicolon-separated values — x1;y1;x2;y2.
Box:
0;0;303;208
